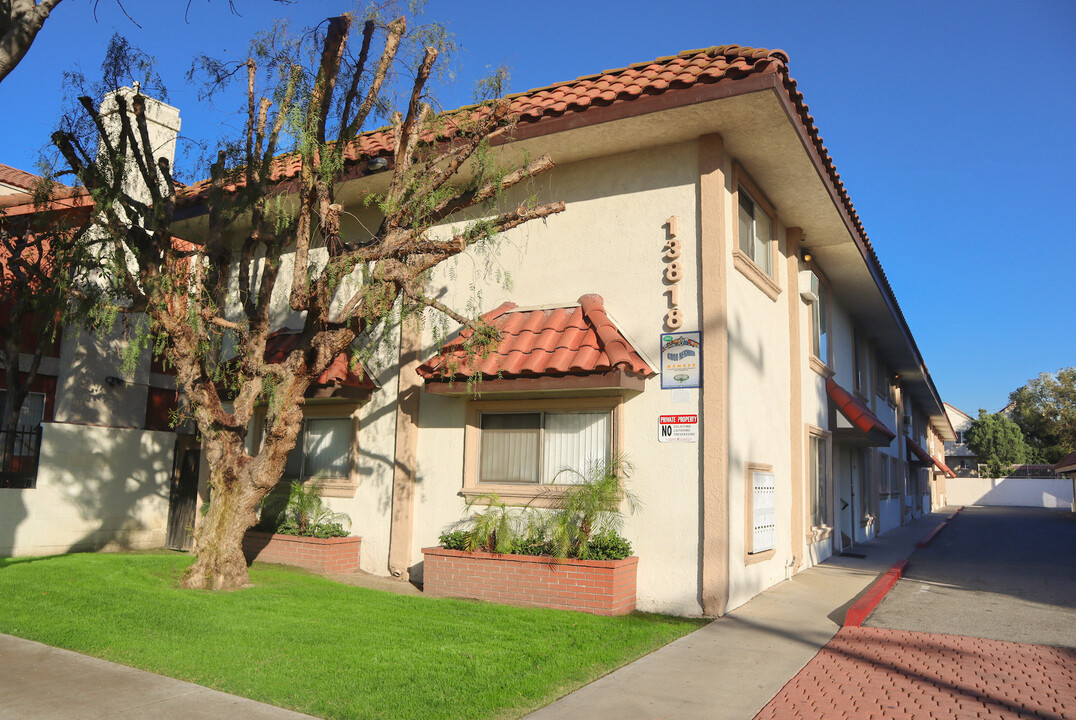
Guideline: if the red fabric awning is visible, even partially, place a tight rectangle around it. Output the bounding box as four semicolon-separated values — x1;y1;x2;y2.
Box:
906;436;933;465
418;294;654;382
931;454;956;478
826;378;896;446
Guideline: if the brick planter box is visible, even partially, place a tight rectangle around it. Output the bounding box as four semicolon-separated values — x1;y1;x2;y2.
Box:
243;531;361;574
421;547;638;616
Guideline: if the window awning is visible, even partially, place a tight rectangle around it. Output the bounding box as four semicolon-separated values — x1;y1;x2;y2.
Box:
264;331;377;398
826;377;897;446
932;455;957;479
905;436;933;465
418;294;654;394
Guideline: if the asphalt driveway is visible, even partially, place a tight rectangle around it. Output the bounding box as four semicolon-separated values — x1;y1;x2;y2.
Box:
867;506;1076;648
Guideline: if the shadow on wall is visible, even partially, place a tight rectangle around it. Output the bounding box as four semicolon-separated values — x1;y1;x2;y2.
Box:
1;422;173;557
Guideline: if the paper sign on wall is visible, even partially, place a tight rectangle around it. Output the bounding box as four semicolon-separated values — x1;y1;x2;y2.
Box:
660;331;701;389
659;414;698;443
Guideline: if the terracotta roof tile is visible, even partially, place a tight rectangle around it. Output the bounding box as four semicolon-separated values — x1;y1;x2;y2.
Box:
176;45;790;207
417;294;654;382
0;164;42;192
264;330;375;391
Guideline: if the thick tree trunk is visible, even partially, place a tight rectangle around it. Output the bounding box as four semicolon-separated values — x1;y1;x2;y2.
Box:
181;469;263;590
180;432;270;590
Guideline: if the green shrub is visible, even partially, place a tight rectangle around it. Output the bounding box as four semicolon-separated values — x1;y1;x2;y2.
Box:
441;459;639;562
258;480;352;538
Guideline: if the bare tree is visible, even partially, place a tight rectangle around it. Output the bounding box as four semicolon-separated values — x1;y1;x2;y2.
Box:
52;11;562;590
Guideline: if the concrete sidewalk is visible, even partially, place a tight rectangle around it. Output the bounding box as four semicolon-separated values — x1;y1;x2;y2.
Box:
0;634;318;720
524;511;948;720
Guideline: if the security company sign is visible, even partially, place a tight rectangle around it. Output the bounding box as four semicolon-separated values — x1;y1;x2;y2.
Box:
658;414;698;443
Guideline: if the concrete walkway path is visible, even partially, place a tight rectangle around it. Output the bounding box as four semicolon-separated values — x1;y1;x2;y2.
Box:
524;511;948;720
0;633;319;720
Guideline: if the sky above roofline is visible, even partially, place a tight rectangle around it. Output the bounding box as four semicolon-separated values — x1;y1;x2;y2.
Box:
0;0;1072;414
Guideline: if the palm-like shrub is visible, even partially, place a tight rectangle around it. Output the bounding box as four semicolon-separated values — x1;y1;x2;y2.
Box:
441;455;639;560
271;480;352;538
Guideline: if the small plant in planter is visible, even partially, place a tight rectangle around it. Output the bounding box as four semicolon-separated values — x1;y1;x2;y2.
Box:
427;456;641;615
440;455;638;560
260;480;352;538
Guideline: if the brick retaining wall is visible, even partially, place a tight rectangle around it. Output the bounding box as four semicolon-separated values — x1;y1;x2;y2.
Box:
243;531;361;574
422;547;638;616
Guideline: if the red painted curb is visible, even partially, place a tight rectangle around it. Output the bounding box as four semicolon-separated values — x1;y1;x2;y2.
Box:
916;521;948;548
844;559;908;627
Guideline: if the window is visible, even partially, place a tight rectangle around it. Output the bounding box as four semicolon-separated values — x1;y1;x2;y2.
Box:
0;390;44;455
737;185;773;276
853;328;868;396
807;428;831;533
253;403;361;498
745;463;776;562
464;397;619;504
873;351;887;400
879;453;891;496
810;279;831;371
285;417;352;482
732;168;782;302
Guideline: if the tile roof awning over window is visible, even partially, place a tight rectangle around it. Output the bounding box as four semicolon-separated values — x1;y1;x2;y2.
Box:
826;378;897;447
418;294;654;395
264;331;376;398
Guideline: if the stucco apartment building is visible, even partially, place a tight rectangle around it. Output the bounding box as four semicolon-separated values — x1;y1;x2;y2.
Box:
2;46;955;617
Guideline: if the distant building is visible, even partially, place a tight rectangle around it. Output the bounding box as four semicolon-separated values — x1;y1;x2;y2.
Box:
944;403;979;476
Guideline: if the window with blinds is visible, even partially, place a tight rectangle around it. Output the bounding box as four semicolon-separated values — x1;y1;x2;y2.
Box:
751;470;776;554
284;417;352;480
478;410;610;485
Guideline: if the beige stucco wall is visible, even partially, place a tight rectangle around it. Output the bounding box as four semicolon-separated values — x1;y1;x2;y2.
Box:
0;423;173;556
411;141;705;615
722;164;795;612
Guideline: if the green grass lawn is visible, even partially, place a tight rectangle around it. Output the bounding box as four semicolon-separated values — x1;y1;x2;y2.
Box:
0;552;705;719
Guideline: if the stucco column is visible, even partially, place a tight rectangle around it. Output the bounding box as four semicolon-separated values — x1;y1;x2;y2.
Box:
698;133;730;616
785;227;805;570
387;314;423;578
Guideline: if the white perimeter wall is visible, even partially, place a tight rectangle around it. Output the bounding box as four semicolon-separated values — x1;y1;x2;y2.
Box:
0;423;174;556
946;476;1074;509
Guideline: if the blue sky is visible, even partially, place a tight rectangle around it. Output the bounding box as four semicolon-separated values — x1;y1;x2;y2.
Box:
1;0;1072;414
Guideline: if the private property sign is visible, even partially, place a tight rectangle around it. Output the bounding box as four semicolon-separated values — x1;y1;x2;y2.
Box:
658;414;698;442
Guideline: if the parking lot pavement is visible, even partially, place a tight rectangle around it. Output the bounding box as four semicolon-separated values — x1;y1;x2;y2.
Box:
867;506;1076;648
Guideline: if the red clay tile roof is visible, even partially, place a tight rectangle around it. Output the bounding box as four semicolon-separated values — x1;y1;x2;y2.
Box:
417;294;654;381
826;378;897;445
264;330;375;390
177;45;792;207
0;164;42;192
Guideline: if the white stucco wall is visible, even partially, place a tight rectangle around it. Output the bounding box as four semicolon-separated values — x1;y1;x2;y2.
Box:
411;141;704;615
946;476;1074;509
0;423;173;556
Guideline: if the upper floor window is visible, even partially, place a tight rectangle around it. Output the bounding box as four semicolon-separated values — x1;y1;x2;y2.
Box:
737;185;773;277
811;280;830;368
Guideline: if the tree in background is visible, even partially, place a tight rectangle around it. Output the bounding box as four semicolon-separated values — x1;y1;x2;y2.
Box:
966;410;1033;477
51;9;561;590
1007;367;1076;464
